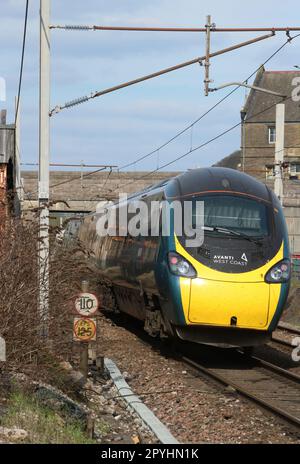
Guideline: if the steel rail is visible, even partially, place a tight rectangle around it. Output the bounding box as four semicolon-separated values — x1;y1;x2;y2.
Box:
182;355;300;428
249;353;300;382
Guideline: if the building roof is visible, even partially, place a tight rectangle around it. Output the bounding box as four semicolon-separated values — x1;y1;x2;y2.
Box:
213;150;241;169
244;67;300;123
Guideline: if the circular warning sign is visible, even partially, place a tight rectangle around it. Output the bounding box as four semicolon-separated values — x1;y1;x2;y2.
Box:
73;318;97;342
75;292;99;316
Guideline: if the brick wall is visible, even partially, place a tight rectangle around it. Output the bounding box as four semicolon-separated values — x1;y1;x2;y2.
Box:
21;170;180;215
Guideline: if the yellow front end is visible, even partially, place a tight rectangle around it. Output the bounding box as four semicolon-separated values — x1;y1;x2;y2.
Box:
175;237;283;331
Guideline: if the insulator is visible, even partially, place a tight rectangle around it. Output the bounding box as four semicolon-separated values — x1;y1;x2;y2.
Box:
64;25;92;31
64;96;90;108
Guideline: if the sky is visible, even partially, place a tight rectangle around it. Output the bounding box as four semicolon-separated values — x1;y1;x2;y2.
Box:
0;0;300;174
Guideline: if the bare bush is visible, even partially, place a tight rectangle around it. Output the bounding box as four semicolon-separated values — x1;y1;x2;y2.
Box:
0;218;89;375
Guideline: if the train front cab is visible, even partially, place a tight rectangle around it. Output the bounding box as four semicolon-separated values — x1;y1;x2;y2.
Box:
161;185;290;347
172;237;290;347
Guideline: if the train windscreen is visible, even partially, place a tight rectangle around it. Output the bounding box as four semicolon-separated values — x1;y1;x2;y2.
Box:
192;195;269;238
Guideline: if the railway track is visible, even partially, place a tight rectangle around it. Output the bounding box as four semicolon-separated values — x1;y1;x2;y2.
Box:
271;322;300;348
104;311;300;431
181;350;300;429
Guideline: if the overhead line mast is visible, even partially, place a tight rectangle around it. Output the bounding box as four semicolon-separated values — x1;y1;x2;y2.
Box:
39;0;50;338
50;31;275;115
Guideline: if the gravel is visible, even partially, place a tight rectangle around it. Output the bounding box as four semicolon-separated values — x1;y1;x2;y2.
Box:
96;313;300;444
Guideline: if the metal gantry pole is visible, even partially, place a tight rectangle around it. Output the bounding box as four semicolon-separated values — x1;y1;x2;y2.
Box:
204;15;212;96
274;103;285;204
39;0;51;337
15;96;22;211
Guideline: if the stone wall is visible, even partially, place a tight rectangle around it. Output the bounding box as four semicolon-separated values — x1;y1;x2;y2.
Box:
21;170;180;215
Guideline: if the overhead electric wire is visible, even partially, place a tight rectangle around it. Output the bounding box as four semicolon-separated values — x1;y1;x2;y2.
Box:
15;0;29;124
90;168;113;201
49;166;108;189
24;34;300;198
50;32;274;116
116;94;293;192
49;24;300;33
119;34;299;171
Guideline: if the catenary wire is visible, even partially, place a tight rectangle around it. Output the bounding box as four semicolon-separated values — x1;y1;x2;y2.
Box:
118;34;299;171
15;0;29;124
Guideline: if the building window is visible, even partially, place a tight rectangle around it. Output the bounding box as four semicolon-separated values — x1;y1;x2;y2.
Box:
290;163;300;176
268;126;276;144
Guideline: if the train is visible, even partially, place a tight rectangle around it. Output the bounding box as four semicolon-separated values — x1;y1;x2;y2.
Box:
77;167;291;348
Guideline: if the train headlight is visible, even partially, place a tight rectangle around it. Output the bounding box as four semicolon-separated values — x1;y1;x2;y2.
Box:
168;252;197;278
265;259;291;283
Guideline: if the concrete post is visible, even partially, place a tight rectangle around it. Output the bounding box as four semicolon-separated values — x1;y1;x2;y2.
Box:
274;103;285;204
39;0;51;337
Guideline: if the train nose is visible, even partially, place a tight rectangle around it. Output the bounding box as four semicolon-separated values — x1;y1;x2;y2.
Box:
188;278;270;329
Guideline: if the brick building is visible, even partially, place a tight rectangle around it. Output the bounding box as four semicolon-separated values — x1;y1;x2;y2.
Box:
0;110;16;222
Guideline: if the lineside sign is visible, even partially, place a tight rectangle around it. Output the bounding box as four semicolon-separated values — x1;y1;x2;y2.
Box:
75;292;99;316
73;317;97;342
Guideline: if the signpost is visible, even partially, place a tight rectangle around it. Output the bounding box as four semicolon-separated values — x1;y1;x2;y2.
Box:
0;337;6;362
73;281;100;379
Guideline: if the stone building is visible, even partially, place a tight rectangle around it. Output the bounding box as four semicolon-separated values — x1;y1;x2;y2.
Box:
241;67;300;255
241;67;300;180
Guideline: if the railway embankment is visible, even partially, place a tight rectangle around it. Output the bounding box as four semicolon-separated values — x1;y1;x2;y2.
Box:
94;311;300;444
0;221;158;444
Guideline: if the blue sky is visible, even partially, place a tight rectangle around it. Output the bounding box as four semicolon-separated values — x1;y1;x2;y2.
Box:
1;0;299;173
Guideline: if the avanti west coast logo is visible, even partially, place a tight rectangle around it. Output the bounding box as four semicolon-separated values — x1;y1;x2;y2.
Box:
95;194;205;248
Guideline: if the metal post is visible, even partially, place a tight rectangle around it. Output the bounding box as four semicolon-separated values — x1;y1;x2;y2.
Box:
39;0;51;337
79;280;89;379
240;107;247;172
80;160;83;189
204;15;212;96
15;97;22;213
274;103;285;204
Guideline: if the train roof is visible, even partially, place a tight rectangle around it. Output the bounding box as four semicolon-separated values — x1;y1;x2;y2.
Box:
105;167;271;208
174;167;270;201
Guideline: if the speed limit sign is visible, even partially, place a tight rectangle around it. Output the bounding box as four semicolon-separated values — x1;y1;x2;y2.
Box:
73;318;97;342
75;292;99;316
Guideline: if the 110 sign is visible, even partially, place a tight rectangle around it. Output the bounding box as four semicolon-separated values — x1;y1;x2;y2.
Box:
75;292;99;316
